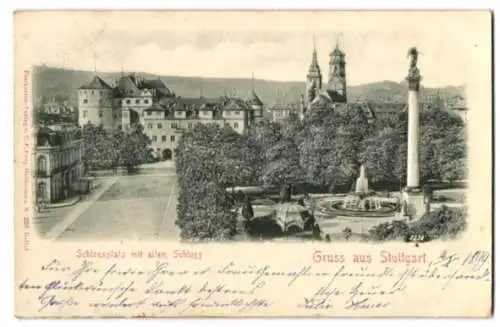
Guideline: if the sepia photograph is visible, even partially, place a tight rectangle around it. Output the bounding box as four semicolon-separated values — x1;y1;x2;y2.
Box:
31;15;468;243
13;10;492;318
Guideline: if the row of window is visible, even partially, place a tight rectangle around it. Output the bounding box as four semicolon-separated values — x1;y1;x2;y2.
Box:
81;90;110;95
274;111;290;117
147;122;240;130
124;99;150;105
82;110;246;120
151;135;176;143
147;122;182;129
142;110;243;118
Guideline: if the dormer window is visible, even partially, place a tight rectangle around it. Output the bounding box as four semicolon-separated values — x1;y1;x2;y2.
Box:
136;99;140;104
126;99;131;104
83;99;88;104
144;100;149;104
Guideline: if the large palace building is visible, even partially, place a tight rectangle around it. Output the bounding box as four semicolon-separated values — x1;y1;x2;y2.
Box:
77;73;264;160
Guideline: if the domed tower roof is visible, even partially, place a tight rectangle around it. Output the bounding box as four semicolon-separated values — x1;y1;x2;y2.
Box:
249;90;263;106
330;43;345;57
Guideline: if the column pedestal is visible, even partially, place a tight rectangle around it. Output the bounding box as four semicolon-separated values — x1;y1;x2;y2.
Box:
401;188;427;221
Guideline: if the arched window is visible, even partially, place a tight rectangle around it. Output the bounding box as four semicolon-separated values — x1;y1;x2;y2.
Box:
37;156;47;174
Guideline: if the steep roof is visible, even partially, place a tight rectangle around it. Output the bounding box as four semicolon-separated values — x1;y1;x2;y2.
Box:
159;97;221;107
143;102;166;112
79;75;112;90
114;75;141;97
222;98;252;111
248;90;263;106
141;78;173;97
313;89;346;104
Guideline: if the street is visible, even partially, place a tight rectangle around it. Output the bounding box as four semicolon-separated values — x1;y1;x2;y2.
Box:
46;164;179;241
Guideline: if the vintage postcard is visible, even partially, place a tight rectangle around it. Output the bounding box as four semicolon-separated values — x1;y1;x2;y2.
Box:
14;11;492;317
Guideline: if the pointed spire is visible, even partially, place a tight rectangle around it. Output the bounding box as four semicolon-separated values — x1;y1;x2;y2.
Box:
93;52;97;74
249;73;263;106
120;62;124;77
311;36;319;65
308;35;321;75
200;79;204;98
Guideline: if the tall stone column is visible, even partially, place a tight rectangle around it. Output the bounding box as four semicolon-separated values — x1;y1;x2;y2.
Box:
406;47;422;189
402;47;427;221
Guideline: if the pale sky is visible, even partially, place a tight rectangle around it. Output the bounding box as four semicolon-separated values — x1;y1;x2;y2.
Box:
15;11;490;87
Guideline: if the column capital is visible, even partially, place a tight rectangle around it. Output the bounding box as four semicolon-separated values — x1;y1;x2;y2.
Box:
406;67;422;91
407;78;421;92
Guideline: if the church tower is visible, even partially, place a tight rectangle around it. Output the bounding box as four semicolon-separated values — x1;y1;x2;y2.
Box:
306;37;322;109
327;40;347;103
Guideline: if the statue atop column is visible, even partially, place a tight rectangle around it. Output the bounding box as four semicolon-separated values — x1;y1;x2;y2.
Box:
406;47;422;91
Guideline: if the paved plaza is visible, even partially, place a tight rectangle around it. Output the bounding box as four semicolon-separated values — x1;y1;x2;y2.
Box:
35;164;179;241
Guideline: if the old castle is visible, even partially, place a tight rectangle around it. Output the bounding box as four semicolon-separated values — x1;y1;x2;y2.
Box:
77;74;264;160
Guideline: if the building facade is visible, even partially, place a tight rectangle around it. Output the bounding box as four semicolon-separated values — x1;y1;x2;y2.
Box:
35;124;84;203
270;103;303;123
142;97;254;160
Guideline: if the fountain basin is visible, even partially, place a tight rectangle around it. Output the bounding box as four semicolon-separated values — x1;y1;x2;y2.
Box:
314;195;400;219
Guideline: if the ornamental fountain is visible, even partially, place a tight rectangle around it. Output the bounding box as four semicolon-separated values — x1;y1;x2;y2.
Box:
318;165;398;217
341;165;382;211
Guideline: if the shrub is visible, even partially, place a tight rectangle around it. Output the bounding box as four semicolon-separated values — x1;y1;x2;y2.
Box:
409;205;467;240
241;198;254;221
343;227;353;240
368;220;409;242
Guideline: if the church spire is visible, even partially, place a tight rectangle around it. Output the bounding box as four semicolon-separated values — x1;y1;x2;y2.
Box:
309;35;320;73
306;35;322;109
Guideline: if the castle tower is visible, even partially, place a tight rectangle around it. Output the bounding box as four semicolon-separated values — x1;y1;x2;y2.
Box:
77;75;113;129
327;40;347;103
306;37;322;109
